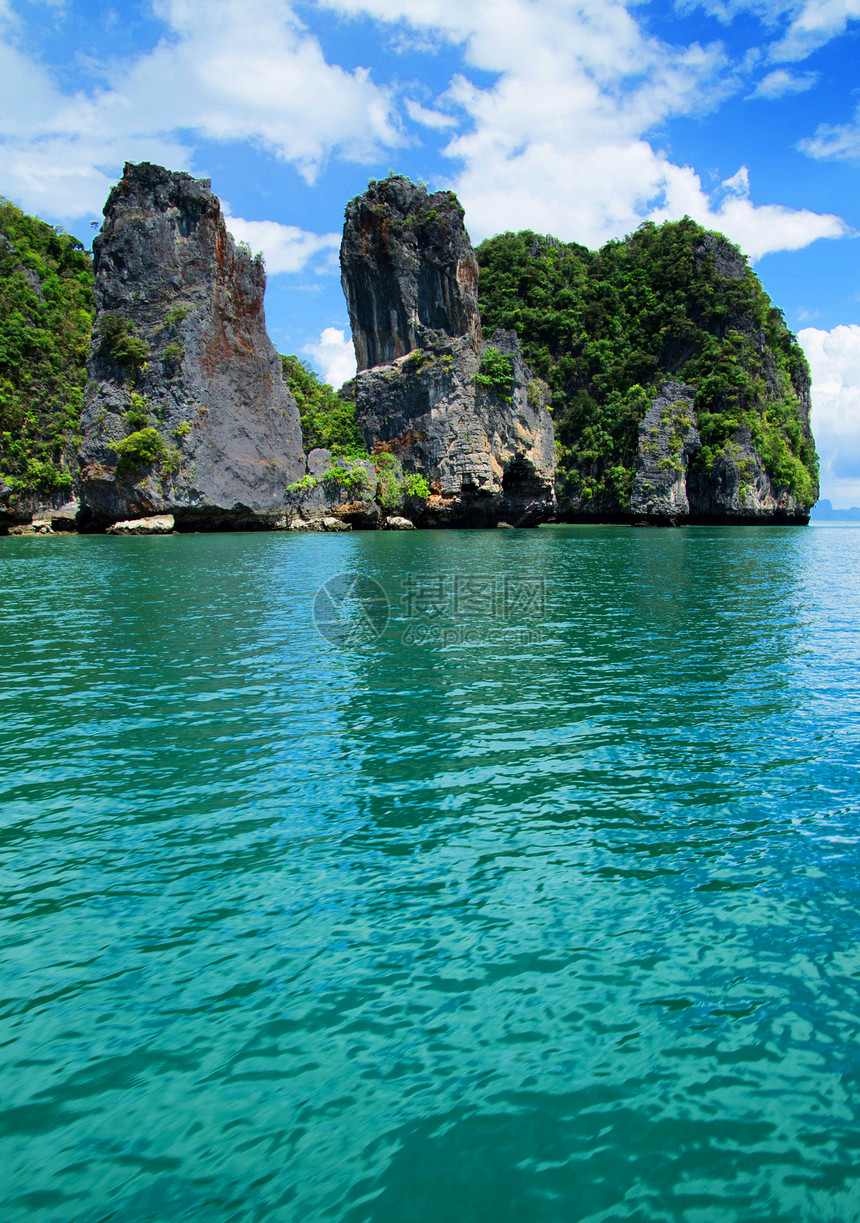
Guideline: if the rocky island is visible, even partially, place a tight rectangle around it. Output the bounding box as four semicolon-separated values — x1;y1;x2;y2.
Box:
0;163;819;533
78;163;305;530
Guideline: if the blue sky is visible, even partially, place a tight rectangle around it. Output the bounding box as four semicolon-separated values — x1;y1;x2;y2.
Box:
2;0;860;505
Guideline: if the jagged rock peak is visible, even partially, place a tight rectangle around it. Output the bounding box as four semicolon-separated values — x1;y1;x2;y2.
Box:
80;162;304;526
693;230;747;281
340;175;481;371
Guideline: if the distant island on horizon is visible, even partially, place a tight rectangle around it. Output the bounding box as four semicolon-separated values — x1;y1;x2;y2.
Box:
810;499;860;521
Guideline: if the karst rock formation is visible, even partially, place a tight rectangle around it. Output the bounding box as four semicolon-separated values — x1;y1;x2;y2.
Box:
79;162;304;527
341;177;556;526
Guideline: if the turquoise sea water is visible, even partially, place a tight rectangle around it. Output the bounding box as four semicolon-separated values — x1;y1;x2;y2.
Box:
2;524;860;1223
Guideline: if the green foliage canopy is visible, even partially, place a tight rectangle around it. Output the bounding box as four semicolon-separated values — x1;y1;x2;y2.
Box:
0;198;94;499
281;354;367;457
97;314;149;371
476;218;818;509
475;346;515;402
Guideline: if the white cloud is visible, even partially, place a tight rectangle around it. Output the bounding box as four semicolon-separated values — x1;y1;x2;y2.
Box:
722;164;750;196
651;163;846;259
676;0;860;61
799;106;860;163
749;68;818;98
405;98;458;129
324;0;847;259
0;0;852;268
222;211;340;274
0;0;401;219
799;324;860;506
303;327;357;388
770;0;860;61
675;0;791;20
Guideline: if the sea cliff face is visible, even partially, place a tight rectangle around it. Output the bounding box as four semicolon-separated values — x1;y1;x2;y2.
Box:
78;162;304;528
477;222;818;525
340;177;556;527
341;177;482;370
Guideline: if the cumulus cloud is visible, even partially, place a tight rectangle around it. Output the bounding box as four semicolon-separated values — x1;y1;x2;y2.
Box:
222;211;340;275
677;0;860;61
749;68;818;98
649;162;846;259
800;107;860;163
324;0;847;258
770;0;860;61
0;0;400;220
721;165;750;196
405;99;458;129
303;327;356;389
0;0;852;263
799;324;860;505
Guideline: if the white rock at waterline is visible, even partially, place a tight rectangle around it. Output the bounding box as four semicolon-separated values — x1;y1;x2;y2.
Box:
107;515;174;536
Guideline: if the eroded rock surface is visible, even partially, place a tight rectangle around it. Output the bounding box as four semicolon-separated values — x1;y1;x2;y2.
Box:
341;176;481;371
107;514;175;535
341;178;556;526
353;330;556;525
630;382;810;523
687;426;809;521
79;162;304;527
631;384;700;522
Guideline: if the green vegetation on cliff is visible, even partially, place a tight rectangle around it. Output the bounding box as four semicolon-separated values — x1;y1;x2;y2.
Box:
476;219;818;509
475;346;515;402
0;199;93;501
280;355;366;457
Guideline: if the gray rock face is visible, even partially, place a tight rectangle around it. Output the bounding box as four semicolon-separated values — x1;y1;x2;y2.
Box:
341;176;481;371
340;178;555;525
694;231;747;281
79;162;304;526
306;448;334;477
687;426;808;521
631;384;700;522
353;329;556;526
629;382;809;523
33;501;80;532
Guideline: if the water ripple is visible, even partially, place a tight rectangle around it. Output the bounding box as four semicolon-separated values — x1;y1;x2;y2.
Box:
1;527;859;1221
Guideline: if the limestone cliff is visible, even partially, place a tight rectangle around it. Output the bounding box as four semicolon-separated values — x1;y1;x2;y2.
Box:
477;221;818;525
630;384;701;523
341;178;555;526
629;379;811;524
79;162;304;527
341;176;481;370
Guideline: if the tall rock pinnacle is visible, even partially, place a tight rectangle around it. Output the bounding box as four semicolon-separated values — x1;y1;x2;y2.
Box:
340;176;482;371
79;162;304;526
340;177;556;526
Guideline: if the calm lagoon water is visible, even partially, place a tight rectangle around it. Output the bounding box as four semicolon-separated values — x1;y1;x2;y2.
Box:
2;524;860;1222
